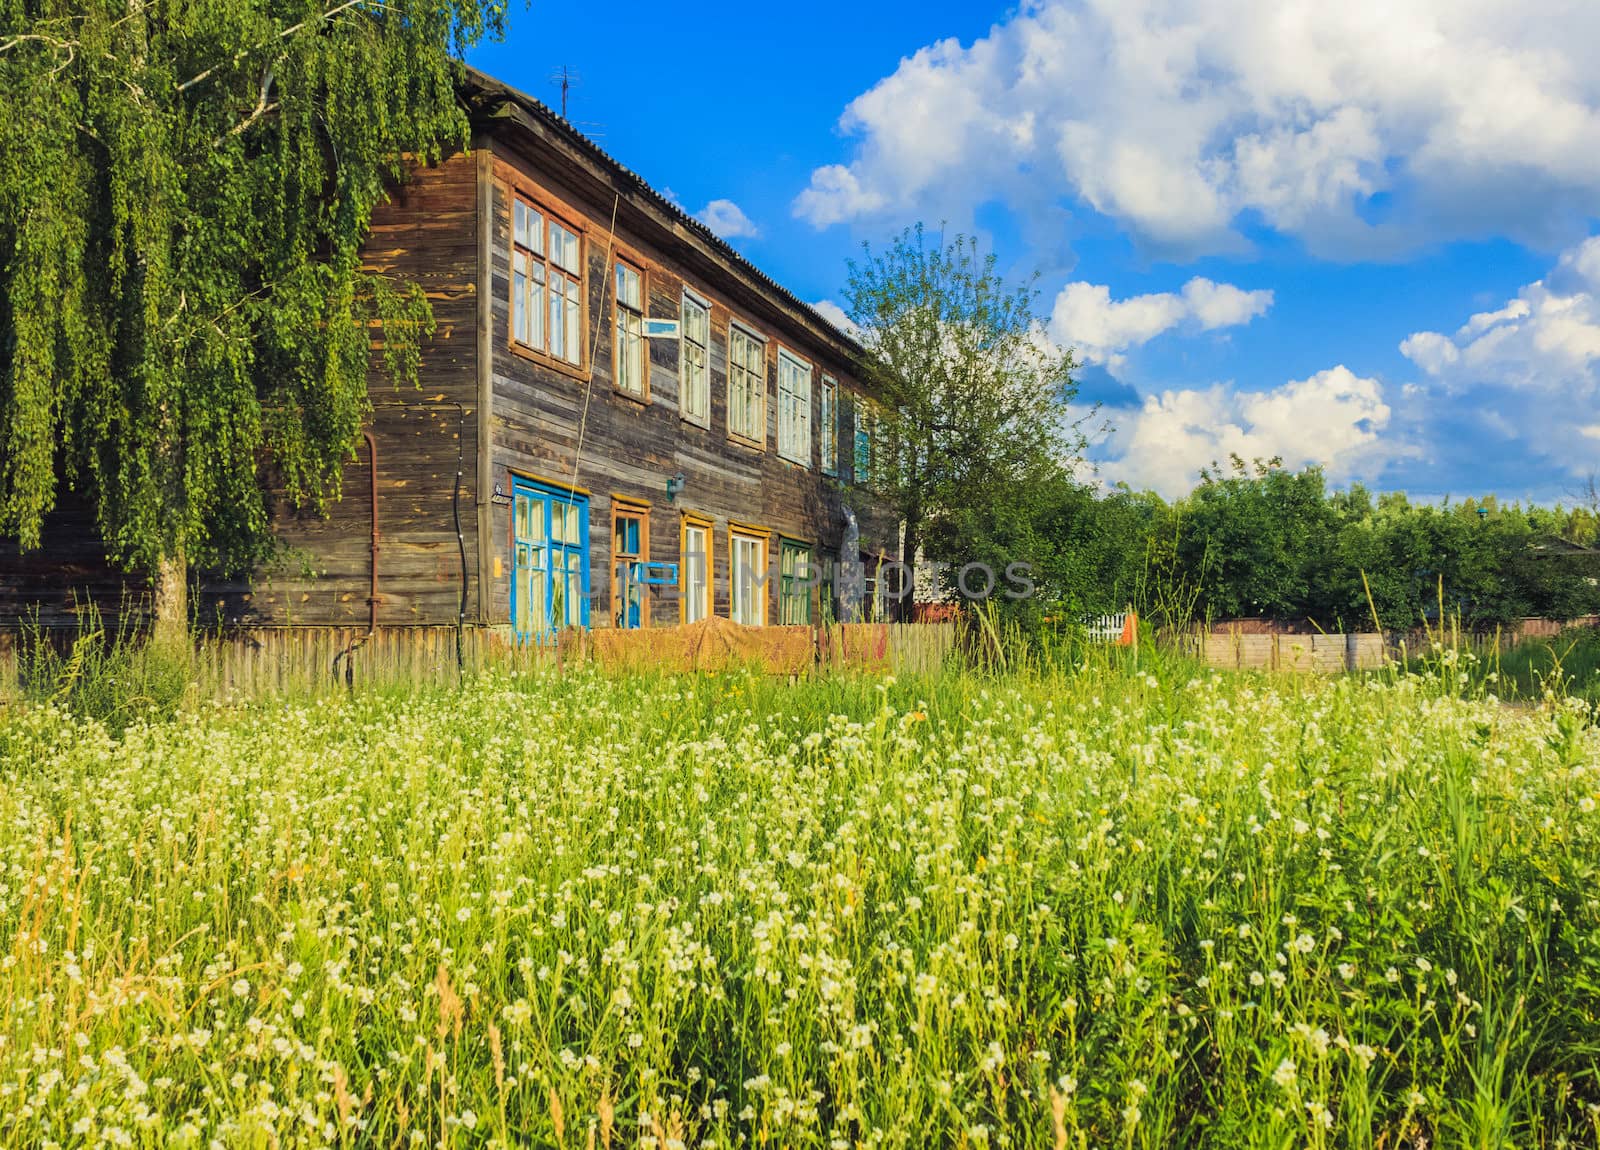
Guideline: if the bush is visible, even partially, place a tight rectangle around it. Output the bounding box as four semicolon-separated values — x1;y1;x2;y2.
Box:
1496;626;1600;705
15;606;193;732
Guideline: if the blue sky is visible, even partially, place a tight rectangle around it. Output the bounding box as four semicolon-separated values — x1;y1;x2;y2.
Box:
469;0;1600;503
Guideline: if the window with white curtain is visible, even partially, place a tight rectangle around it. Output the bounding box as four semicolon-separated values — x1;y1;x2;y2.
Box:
777;349;813;466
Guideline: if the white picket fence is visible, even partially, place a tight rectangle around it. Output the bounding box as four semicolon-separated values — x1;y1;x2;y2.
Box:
1085;612;1131;644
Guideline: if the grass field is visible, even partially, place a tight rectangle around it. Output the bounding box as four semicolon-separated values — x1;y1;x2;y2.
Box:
2;659;1599;1148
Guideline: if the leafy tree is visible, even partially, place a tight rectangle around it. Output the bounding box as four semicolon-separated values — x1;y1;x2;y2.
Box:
1022;480;1166;620
841;225;1082;617
1178;458;1333;621
0;0;507;631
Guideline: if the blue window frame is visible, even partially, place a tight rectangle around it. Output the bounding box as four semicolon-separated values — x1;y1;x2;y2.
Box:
511;478;590;640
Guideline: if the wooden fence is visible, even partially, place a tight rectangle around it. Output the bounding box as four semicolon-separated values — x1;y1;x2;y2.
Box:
1197;629;1386;673
560;619;956;677
0;620;958;701
1085;612;1135;644
195;626;498;695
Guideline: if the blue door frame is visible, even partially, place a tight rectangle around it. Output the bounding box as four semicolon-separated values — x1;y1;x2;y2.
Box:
510;478;590;642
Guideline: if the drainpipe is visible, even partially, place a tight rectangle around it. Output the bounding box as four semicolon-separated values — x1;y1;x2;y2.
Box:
364;428;381;635
333;430;381;687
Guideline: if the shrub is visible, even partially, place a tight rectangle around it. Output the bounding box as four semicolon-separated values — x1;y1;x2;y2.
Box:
15;605;193;732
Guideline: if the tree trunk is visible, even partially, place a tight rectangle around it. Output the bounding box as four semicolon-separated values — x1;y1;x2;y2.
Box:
899;508;921;623
152;549;189;642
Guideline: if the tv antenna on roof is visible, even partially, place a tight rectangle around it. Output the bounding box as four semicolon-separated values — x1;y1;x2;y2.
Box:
552;65;579;119
550;65;604;138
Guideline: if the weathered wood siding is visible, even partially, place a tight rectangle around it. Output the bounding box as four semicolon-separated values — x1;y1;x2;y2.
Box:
199;153;485;628
2;104;899;636
0;504;150;630
483;133;896;631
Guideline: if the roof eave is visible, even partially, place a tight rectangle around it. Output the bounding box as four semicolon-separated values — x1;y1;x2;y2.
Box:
456;64;866;366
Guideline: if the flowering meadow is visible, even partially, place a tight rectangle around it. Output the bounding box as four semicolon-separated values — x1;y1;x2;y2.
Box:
2;663;1600;1148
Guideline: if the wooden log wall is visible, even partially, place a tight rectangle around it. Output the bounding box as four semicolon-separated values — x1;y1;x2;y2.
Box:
199;152;485;628
483;131;899;634
0;503;151;630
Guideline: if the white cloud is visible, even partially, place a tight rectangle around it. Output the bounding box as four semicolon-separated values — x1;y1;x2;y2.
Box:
695;198;760;240
1108;366;1394;496
810;299;861;338
1401;240;1600;390
1395;233;1600;484
793;167;887;227
1051;276;1272;370
795;0;1600;255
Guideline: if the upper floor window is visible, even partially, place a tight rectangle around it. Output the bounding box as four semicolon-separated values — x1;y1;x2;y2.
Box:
680;292;711;425
614;261;646;398
820;376;838;476
777;350;813;467
853;399;873;485
512;198;583;367
728;323;766;444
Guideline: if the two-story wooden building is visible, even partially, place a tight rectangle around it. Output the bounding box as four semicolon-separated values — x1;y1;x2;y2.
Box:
1;67;896;641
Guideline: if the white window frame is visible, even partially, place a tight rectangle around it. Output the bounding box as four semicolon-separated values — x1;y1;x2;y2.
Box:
777;349;813;467
680;290;711;426
729;530;768;626
681;518;712;623
512;197;583;367
727;322;767;445
614;260;646;398
820;375;838;476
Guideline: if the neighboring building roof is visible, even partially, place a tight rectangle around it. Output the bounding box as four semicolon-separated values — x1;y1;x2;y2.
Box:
1529;534;1600;556
456;65;865;362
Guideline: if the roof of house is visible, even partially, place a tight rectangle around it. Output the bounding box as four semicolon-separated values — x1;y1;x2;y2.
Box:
1529;534;1600;556
456;65;864;361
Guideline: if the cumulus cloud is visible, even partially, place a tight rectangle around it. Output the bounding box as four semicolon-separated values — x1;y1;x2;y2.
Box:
809;300;861;339
695;198;760;240
1393;234;1600;484
1401;235;1600;390
1108;366;1395;496
794;0;1600;255
1050;277;1273;371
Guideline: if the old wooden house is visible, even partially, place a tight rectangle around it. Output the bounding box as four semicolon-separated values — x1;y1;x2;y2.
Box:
1;67;897;643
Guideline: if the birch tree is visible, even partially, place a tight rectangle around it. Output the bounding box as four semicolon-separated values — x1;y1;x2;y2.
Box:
0;0;507;631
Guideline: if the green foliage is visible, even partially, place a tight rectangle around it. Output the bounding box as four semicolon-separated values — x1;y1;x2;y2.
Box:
1495;627;1600;706
14;604;193;732
0;0;506;577
1181;458;1334;619
841;224;1083;611
1022;461;1600;631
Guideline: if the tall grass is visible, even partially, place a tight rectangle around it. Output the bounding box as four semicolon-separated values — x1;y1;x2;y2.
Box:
11;604;193;733
3;655;1598;1146
1495;628;1600;705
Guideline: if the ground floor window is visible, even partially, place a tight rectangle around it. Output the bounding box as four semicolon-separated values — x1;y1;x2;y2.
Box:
862;552;889;622
681;516;712;624
612;501;649;629
817;551;838;623
512;479;588;639
729;529;768;627
779;539;813;625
